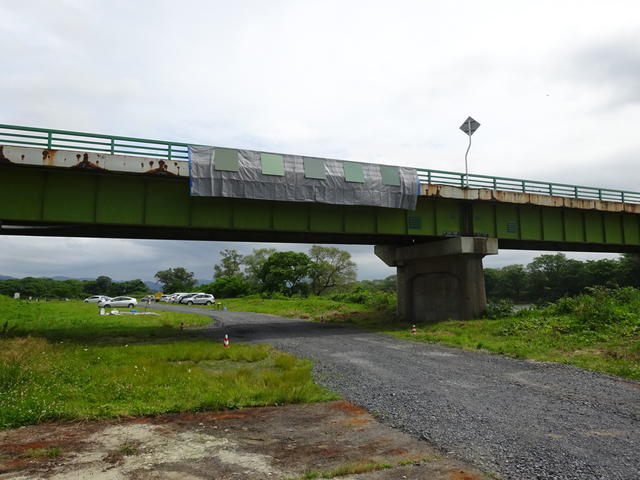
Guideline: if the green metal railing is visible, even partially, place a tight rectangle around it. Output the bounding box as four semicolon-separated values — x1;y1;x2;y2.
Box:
0;124;190;161
1;123;639;204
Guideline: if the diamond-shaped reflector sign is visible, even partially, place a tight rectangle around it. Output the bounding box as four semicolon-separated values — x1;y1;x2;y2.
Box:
459;116;480;136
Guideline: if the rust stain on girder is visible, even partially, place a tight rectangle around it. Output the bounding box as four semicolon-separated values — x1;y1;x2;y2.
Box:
421;183;640;214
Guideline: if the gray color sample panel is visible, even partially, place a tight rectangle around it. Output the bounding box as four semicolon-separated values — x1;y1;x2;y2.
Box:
303;158;326;179
261;153;284;176
190;145;418;210
214;148;239;172
381;165;401;186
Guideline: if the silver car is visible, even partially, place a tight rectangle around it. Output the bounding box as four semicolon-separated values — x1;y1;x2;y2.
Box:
84;295;110;303
184;293;215;305
98;296;137;308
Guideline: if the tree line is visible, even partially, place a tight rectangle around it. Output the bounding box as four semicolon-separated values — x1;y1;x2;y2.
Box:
155;245;359;298
485;253;640;303
0;275;147;299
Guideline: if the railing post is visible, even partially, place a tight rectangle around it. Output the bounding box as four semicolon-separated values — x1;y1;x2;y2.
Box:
521;180;526;192
493;177;497;190
460;174;464;187
549;184;553;195
574;186;578;198
427;170;431;185
47;131;52;149
110;138;115;154
598;189;602;201
168;144;172;161
621;192;625;203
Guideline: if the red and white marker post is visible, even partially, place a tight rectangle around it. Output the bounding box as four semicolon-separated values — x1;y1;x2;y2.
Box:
223;334;230;348
411;325;417;335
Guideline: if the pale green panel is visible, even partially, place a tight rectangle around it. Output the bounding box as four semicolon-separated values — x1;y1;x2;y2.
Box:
604;214;623;244
564;210;584;243
214;148;239;171
190;196;233;229
496;204;519;239
519;206;542;240
345;206;376;234
542;208;563;242
380;165;400;186
344;162;364;183
584;212;604;243
261;153;284;176
471;203;496;237
623;215;640;245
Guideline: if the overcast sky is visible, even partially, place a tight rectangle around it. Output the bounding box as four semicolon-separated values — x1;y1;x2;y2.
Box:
1;0;638;281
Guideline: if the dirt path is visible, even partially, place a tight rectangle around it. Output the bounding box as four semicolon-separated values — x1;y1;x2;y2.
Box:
0;401;486;480
153;305;640;480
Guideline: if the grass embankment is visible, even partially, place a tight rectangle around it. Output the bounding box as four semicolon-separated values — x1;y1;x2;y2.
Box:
218;290;640;381
0;297;336;430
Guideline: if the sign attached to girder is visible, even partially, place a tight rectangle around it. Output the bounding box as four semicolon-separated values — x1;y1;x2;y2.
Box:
188;146;419;210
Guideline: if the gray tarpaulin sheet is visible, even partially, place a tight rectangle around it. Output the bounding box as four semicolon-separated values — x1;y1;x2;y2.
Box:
189;146;418;210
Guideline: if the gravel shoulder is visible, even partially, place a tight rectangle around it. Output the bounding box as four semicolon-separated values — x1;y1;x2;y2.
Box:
152;304;640;480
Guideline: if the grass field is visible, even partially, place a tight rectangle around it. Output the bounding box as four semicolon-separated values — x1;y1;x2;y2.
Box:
0;296;336;430
217;291;640;381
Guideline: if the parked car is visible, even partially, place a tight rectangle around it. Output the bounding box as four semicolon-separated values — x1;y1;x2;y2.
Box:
170;293;189;303
98;296;137;308
160;294;172;302
84;295;111;303
178;292;205;304
140;295;155;303
184;293;215;305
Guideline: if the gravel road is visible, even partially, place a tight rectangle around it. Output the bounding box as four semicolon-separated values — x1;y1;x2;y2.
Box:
154;304;640;480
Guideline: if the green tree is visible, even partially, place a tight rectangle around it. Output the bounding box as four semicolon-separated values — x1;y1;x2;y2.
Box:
214;249;243;279
526;253;585;302
258;251;312;296
308;245;357;295
203;276;251;298
243;248;277;286
154;267;196;293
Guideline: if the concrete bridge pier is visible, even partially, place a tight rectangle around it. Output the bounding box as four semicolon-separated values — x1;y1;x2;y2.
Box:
375;237;498;323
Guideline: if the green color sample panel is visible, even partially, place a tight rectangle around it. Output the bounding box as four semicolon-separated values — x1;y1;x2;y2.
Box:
273;202;308;231
604;214;623;244
310;204;343;232
345;206;376;234
233;199;271;230
435;200;461;235
623;215;640;245
0;168;44;221
96;176;145;225
519;206;541;240
190;196;233;229
146;178;190;226
409;198;436;235
303;158;326;179
214;148;239;171
43;171;95;222
377;208;406;234
471;203;495;237
261;153;284;176
496;204;519;239
564;210;584;243
542;208;563;242
344;162;364;183
380;165;400;186
584;212;604;243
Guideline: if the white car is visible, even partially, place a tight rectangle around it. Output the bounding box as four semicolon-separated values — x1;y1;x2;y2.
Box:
184;293;215;305
178;292;205;304
84;295;111;303
98;296;137;308
170;293;189;303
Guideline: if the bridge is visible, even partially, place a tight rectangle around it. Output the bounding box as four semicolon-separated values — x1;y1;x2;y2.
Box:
1;124;639;322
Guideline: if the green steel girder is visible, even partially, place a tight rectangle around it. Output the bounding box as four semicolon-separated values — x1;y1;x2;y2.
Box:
1;165;640;252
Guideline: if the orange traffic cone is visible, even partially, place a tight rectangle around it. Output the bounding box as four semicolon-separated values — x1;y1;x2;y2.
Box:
223;334;230;348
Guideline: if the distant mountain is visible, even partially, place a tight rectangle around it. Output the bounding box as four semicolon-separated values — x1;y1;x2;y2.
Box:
0;275;14;280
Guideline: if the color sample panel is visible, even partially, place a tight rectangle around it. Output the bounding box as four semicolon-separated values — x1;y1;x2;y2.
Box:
344;162;364;183
303;158;326;179
261;153;284;176
380;165;400;186
214;148;239;171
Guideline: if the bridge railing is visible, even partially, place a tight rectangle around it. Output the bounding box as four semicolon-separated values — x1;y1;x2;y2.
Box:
416;169;640;204
1;124;639;204
0;124;190;161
